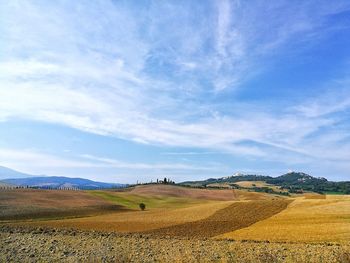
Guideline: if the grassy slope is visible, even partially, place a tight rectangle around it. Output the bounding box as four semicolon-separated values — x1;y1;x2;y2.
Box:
0;189;127;221
88;190;211;210
19;201;233;232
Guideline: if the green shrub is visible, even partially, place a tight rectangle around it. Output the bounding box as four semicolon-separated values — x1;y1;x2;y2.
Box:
139;203;146;211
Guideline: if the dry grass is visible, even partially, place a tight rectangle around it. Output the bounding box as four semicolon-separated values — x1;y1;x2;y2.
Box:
206;182;232;188
234;181;289;193
16;201;232;232
233;189;283;200
88;189;215;210
146;199;292;238
234;181;271;188
0;189;122;220
0;189;111;208
127;184;237;201
218;195;350;243
303;193;327;199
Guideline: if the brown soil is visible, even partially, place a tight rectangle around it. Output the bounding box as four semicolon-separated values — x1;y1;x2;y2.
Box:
0;226;349;263
146;199;292;238
0;189;126;220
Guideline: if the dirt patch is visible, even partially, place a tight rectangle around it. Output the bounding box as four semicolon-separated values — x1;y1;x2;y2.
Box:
0;226;348;263
146;199;292;238
128;184;237;201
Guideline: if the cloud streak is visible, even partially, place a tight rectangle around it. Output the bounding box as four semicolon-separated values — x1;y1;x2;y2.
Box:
0;1;350;180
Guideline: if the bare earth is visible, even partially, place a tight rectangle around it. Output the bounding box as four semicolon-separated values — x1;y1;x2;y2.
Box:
1;226;349;263
0;189;125;221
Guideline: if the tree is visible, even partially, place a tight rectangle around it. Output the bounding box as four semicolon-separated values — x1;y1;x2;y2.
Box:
139;203;146;211
163;177;167;184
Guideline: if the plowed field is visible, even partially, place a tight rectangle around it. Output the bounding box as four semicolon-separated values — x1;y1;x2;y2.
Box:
146;199;292;238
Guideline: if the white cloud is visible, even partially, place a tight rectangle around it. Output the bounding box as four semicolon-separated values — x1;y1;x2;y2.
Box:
0;1;350;179
0;148;98;170
0;148;225;182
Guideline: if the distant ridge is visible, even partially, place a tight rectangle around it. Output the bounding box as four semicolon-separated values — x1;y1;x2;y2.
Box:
2;176;127;190
0;166;126;190
180;172;350;194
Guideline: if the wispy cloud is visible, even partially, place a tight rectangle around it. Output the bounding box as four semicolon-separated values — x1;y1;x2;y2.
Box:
0;148;226;182
0;1;350;180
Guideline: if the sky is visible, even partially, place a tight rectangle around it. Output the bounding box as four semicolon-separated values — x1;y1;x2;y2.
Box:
0;0;350;183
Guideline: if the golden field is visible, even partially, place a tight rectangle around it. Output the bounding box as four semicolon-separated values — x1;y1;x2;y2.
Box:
1;186;349;244
22;200;232;232
1;185;350;262
217;195;350;243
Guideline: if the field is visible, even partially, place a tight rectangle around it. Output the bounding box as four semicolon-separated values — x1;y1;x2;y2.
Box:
1;184;350;262
218;195;350;243
234;180;287;192
0;189;126;221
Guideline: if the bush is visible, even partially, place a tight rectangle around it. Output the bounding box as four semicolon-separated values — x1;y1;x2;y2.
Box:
139;203;146;211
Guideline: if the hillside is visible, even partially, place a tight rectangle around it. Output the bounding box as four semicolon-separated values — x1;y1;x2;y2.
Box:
129;184;236;200
180;172;350;194
1;176;126;190
0;189;125;220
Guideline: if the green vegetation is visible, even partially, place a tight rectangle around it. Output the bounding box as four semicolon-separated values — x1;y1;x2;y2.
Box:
139;203;146;211
245;186;290;196
89;190;206;210
180;172;350;195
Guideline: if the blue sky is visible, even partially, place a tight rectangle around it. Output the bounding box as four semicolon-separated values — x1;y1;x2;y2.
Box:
0;0;350;183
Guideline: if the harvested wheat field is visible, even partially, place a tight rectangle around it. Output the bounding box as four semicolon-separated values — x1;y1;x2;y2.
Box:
20;201;232;232
233;181;272;188
146;199;292;238
218;195;350;243
88;188;221;210
127;184;237;200
0;189;124;221
1;187;349;263
87;185;276;211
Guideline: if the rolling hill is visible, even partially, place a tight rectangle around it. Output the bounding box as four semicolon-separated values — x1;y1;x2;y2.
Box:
1;176;126;190
180;172;350;194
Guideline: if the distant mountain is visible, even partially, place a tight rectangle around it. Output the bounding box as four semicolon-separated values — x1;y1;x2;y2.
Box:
0;166;38;180
2;176;127;190
180;172;350;194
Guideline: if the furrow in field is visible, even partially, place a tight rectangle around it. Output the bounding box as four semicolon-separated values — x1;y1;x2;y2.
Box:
145;199;292;238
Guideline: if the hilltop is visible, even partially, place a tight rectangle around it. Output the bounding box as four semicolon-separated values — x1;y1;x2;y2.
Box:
180;172;350;195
